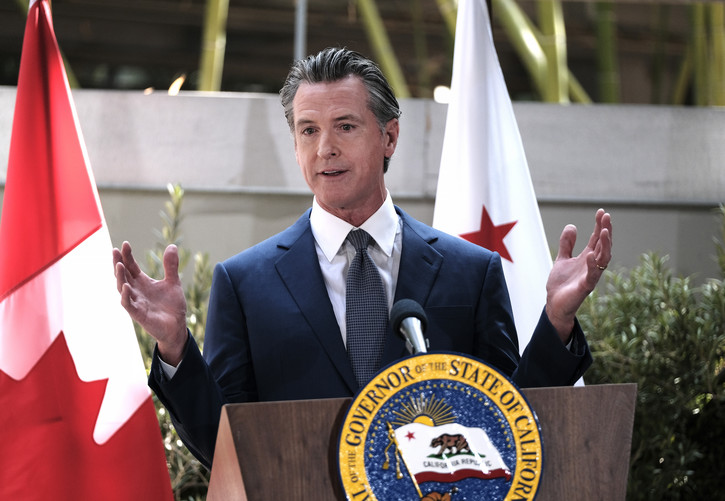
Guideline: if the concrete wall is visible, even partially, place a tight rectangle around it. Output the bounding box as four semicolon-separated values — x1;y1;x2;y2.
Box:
1;86;724;282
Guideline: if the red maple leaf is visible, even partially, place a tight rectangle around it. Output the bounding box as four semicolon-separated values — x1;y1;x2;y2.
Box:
460;205;518;262
0;333;173;500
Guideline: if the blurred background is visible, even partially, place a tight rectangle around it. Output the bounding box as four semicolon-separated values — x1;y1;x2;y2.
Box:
1;0;724;281
1;0;720;105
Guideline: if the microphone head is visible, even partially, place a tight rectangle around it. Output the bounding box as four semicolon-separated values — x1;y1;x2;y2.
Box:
390;298;428;335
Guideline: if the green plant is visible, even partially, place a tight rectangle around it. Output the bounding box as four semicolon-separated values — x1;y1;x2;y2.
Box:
580;206;725;499
134;184;212;501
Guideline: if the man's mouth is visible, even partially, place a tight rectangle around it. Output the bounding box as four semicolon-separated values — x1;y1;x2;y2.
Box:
321;170;345;176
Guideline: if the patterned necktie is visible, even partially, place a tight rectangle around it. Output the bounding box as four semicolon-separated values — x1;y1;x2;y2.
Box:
345;229;388;387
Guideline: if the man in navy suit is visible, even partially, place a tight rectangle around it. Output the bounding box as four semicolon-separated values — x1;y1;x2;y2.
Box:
113;48;612;468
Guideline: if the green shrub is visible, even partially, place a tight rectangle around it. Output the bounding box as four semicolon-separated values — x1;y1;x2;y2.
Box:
134;184;212;501
580;207;725;499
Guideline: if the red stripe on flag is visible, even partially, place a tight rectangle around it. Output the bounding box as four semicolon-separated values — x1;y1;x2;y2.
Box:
415;467;512;484
0;0;101;301
0;2;173;498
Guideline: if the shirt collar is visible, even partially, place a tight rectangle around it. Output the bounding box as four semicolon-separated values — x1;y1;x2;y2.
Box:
310;191;398;262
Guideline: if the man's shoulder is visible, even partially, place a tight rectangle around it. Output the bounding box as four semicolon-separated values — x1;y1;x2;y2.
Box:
221;209;313;267
397;207;495;259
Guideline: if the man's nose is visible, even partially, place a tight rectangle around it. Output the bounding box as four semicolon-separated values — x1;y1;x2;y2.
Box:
318;131;340;159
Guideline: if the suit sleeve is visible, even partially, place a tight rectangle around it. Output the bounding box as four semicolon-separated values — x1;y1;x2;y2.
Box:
514;310;592;387
472;252;592;388
148;335;222;468
148;262;258;469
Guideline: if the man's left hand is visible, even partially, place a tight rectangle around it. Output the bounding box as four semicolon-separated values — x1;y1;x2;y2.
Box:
545;208;612;343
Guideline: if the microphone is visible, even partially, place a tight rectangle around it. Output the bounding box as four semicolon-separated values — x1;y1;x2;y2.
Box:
390;299;429;355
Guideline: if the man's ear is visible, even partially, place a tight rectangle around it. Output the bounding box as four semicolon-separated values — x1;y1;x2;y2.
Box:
384;118;400;157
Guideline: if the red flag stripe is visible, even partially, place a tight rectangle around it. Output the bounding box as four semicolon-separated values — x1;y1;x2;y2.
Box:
0;0;101;301
0;2;173;498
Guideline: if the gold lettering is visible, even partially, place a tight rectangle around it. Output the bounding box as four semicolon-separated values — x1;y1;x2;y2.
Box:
345;433;361;446
519;468;537;482
465;366;480;383
399;365;414;383
366;388;383;405
459;360;474;379
487;375;502;394
514;480;534;496
350;399;375;422
514;415;531;429
374;379;391;394
351;487;371;499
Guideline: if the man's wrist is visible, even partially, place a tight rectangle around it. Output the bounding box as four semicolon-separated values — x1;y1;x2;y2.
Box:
545;305;575;344
157;329;189;367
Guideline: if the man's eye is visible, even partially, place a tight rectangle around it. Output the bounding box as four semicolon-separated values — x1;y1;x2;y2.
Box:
341;124;354;131
302;127;316;135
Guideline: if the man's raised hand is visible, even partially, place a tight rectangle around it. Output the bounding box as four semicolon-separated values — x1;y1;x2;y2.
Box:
113;242;188;365
545;209;612;342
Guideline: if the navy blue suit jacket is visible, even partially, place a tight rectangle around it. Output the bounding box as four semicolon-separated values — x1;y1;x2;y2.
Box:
149;207;591;467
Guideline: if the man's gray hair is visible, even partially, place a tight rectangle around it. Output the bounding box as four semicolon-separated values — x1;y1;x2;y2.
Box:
279;47;402;172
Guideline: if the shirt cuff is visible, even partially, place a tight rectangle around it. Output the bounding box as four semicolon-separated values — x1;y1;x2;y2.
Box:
158;354;180;379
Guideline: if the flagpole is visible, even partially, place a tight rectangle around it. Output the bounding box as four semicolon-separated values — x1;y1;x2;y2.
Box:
387;422;424;498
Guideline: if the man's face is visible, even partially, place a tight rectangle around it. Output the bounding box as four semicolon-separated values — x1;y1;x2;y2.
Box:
292;75;399;225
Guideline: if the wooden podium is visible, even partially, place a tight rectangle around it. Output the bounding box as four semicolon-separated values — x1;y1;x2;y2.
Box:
207;384;636;500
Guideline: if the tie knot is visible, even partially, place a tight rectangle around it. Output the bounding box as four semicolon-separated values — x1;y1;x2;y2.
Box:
347;229;372;252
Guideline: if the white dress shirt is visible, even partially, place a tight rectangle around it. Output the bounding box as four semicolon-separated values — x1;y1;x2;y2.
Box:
310;191;402;346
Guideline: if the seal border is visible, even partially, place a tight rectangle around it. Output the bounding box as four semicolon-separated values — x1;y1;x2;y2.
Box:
337;352;544;501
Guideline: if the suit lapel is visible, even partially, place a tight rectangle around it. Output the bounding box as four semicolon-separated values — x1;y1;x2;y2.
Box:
272;209;445;389
381;209;444;365
274;213;358;393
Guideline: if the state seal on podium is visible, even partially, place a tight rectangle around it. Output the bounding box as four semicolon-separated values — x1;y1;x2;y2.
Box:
337;353;543;500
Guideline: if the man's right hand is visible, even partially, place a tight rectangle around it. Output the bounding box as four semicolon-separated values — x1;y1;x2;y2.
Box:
113;242;188;366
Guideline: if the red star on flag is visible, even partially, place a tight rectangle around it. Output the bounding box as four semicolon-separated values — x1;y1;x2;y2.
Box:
460;205;518;262
406;431;416;441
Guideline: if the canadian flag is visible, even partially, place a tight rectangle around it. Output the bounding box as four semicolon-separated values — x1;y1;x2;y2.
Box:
432;0;552;352
0;1;173;499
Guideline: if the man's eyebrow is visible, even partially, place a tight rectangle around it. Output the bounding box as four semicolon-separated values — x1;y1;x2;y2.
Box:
334;114;358;122
294;117;316;129
294;114;362;130
334;114;363;124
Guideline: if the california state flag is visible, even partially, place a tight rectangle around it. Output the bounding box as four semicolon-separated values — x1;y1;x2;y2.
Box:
432;0;551;352
394;422;511;484
0;1;173;499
